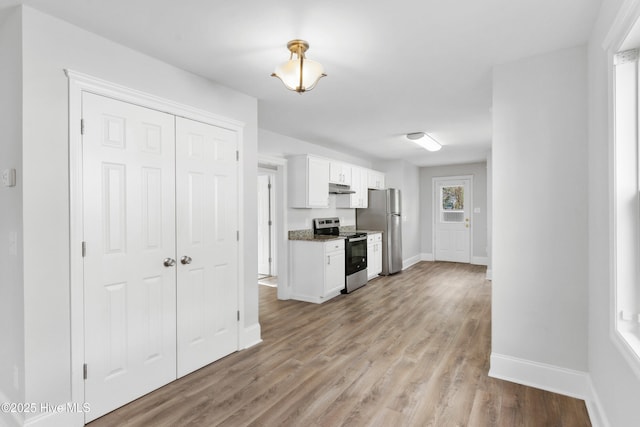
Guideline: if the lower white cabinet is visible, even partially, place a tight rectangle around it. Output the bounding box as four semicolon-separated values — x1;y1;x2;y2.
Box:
367;233;383;280
290;239;345;303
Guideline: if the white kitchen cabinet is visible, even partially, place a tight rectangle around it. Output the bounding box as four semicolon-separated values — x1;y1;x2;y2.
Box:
336;166;368;208
288;155;330;208
329;161;352;185
367;169;385;189
367;233;383;280
290;239;345;303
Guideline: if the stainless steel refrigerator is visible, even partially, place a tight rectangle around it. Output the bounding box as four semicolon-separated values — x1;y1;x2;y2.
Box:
356;188;403;275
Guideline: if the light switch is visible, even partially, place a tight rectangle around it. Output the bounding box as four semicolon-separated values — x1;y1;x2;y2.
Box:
2;168;16;187
474;207;481;214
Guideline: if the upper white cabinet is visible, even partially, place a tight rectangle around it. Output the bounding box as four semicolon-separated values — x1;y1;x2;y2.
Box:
288;154;385;209
367;169;385;189
288;155;330;208
329;161;352;185
336;166;368;209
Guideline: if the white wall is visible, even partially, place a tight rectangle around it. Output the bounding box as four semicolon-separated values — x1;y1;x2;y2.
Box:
19;5;259;422
418;162;488;263
587;0;640;425
374;160;421;265
492;45;589;374
0;7;25;426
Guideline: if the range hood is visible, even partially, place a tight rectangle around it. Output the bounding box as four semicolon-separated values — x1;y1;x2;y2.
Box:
329;183;356;194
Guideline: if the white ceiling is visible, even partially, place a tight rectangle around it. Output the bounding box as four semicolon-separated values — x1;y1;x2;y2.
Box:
5;0;602;166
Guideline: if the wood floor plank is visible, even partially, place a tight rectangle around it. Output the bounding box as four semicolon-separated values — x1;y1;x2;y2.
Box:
88;261;591;427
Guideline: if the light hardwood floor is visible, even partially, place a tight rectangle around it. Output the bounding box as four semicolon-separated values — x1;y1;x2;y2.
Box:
89;261;591;426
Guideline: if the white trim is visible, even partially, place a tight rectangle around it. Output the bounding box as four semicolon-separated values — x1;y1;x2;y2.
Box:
607;3;640;383
420;252;435;261
431;175;474;263
0;389;22;427
471;256;488;266
585;377;612;427
66;70;246;426
258;154;290;300
489;353;591;400
402;254;422;270
65;70;244;130
241;323;263;349
485;269;493;280
602;0;640;50
24;411;78;427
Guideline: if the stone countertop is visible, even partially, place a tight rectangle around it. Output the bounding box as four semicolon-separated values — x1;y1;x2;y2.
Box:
288;229;344;241
288;228;383;241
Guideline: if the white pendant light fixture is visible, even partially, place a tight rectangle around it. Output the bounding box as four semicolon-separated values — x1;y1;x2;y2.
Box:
272;39;326;93
406;132;442;152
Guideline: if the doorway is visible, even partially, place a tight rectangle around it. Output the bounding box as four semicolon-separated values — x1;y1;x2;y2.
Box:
257;155;289;300
68;71;247;424
258;167;276;285
433;176;473;263
81;91;240;421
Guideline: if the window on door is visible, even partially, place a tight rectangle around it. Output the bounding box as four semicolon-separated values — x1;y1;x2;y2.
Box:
441;185;465;223
613;45;640;374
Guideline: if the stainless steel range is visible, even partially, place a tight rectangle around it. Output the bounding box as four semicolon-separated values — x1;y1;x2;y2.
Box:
313;217;368;293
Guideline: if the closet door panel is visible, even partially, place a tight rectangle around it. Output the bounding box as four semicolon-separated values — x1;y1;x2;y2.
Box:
82;92;177;422
176;117;239;377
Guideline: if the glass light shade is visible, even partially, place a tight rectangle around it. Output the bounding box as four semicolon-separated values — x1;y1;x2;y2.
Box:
407;133;442;151
273;58;326;92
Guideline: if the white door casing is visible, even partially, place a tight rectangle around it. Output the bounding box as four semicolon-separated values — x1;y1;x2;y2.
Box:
434;177;472;263
69;71;246;426
176;117;239;377
82;93;178;421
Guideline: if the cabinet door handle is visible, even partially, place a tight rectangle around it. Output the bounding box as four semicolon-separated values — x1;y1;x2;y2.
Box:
327;255;330;265
163;258;176;267
180;255;192;265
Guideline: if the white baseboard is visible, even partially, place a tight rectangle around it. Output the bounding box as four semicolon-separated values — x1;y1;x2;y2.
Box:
584;376;610;427
24;411;81;427
420;253;434;261
0;389;22;427
489;353;591;400
420;253;489;267
471;256;489;266
486;269;493;280
402;254;422;270
242;323;262;349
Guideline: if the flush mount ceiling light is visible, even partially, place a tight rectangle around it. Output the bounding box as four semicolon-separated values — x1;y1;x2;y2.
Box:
271;39;326;93
406;132;442;152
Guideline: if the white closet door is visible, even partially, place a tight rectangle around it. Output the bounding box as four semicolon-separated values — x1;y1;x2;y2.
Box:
82;93;177;421
176;117;239;377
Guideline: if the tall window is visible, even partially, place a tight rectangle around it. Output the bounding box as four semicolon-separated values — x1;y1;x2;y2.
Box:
613;47;640;369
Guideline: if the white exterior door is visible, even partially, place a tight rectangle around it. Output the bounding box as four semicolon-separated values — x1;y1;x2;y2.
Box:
434;178;471;263
82;93;177;421
175;117;239;377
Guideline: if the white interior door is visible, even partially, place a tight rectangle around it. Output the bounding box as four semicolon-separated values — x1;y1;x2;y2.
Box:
435;178;471;263
257;173;271;276
82;93;177;421
176;117;239;377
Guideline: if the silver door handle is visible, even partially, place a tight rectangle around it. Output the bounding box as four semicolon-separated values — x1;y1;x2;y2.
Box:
180;256;192;265
163;258;176;267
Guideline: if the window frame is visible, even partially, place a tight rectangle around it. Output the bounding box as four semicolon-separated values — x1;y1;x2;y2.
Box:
611;42;640;380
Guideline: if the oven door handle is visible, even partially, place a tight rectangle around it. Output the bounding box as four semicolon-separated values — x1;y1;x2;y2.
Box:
348;236;368;243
